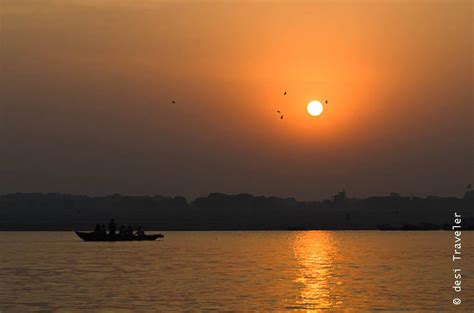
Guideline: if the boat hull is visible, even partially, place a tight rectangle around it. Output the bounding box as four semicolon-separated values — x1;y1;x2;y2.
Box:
75;231;163;242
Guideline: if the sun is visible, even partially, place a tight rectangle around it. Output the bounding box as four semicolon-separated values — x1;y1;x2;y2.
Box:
307;100;323;116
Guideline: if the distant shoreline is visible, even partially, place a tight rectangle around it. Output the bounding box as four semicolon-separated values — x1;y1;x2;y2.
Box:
1;227;473;232
0;228;382;231
1;191;473;231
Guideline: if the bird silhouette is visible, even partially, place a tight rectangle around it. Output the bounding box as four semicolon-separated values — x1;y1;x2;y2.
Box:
325;100;328;104
277;110;281;114
467;184;472;189
172;100;176;104
280;115;284;119
283;91;287;96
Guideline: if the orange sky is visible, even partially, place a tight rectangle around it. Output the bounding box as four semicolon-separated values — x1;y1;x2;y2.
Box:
0;0;472;199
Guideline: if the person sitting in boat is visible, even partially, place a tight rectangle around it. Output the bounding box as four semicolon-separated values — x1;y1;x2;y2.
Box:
119;225;125;237
126;225;134;238
108;218;116;236
135;226;145;237
94;224;101;234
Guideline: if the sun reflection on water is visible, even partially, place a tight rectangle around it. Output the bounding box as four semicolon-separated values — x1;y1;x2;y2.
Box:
292;231;341;311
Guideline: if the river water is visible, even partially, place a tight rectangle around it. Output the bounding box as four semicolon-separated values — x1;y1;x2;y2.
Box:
0;231;472;312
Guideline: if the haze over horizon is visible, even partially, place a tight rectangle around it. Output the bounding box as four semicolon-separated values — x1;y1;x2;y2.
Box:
1;0;472;201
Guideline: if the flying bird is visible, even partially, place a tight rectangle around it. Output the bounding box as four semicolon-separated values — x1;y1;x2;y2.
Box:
277;110;281;114
325;100;328;104
280;115;284;119
283;91;287;96
467;184;472;189
172;100;176;104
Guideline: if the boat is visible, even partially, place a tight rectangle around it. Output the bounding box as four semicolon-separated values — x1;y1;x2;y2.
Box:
377;224;403;231
75;231;164;242
287;226;308;231
402;223;440;231
377;223;441;231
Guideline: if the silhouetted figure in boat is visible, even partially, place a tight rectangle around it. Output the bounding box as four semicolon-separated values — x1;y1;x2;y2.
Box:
101;224;107;236
108;218;116;236
94;224;101;234
136;226;145;237
126;225;134;238
119;225;126;238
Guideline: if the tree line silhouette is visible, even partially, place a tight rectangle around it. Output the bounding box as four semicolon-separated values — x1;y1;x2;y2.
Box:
0;190;473;230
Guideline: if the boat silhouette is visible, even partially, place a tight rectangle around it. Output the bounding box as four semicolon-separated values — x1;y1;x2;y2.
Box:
377;223;441;231
75;231;164;241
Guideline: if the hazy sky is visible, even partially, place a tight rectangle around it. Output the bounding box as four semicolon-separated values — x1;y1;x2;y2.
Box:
0;0;472;200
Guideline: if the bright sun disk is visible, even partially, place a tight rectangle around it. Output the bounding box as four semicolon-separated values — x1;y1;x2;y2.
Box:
307;100;323;116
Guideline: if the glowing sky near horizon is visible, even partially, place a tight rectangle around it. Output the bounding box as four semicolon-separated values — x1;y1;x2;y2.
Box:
0;0;472;200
